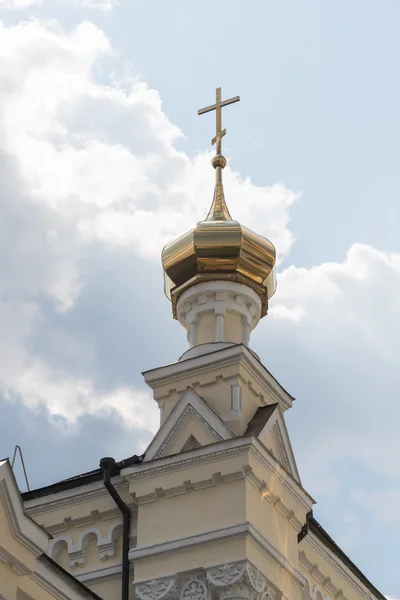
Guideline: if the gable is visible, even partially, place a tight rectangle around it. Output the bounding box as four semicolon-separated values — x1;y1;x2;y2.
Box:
144;387;234;461
245;405;300;482
0;460;49;561
167;414;220;455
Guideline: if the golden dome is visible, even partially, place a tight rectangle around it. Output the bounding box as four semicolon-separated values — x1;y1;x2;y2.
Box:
162;154;277;319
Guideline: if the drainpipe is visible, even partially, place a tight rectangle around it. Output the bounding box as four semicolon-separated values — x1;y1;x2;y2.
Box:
100;457;130;600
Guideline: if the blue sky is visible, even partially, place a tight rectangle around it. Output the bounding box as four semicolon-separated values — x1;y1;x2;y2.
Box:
0;0;399;595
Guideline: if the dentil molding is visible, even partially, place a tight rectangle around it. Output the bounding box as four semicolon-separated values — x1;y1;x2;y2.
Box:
135;560;272;600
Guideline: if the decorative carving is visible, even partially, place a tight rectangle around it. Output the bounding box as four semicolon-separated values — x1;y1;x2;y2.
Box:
136;577;178;600
154;403;224;460
135;562;271;600
245;563;266;593
180;578;210;600
207;561;267;600
216;581;255;600
207;561;246;587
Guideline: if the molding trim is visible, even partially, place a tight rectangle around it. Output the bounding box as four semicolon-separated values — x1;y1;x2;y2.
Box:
44;506;125;536
124;437;251;485
243;466;303;533
124;436;313;516
300;533;381;600
76;563;126;585
0;546;31;576
24;477;128;516
249;439;314;513
129;521;304;588
143;345;293;412
133;469;245;505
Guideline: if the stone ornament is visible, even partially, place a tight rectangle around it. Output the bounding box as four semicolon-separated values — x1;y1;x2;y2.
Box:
135;561;270;600
207;561;267;600
206;561;247;587
136;576;178;600
245;563;267;593
180;578;210;600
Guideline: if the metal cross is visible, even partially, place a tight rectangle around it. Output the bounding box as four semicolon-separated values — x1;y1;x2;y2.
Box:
198;87;240;154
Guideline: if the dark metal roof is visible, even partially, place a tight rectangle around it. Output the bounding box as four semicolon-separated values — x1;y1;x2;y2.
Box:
245;404;279;436
22;454;143;502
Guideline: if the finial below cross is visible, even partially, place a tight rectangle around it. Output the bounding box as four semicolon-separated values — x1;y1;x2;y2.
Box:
198;87;240;155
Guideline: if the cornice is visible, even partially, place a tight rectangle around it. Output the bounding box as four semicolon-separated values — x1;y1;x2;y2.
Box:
44;506;126;535
143;345;293;411
0;546;32;576
243;465;303;533
76;563;127;585
130;521;304;588
132;469;245;505
129;522;247;561
24;477;128;516
249;438;314;513
123;437;252;485
123;436;313;519
301;533;381;600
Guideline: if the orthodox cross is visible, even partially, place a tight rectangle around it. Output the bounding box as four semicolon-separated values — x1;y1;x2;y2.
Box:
198;87;240;155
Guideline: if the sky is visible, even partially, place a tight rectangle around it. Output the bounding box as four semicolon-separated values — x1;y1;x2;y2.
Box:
0;0;398;595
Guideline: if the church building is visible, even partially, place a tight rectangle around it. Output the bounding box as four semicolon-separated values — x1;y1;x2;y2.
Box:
0;88;385;600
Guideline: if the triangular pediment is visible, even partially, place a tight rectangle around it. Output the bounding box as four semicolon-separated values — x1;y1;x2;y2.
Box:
144;387;234;461
246;405;300;482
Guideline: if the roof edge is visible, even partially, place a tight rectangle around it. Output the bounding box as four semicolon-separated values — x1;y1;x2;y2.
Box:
309;517;386;600
22;454;143;502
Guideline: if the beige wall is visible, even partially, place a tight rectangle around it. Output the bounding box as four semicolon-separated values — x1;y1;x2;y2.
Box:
134;537;246;582
137;479;245;547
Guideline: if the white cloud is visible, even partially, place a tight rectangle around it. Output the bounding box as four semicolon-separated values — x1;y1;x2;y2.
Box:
6;358;159;433
69;0;119;10
0;0;41;8
0;16;295;429
1;8;400;588
1;9;398;511
0;0;119;10
267;242;400;488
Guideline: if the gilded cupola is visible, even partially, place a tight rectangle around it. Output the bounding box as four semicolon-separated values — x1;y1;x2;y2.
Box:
162;88;277;322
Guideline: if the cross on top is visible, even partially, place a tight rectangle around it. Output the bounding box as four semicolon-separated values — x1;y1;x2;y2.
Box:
198;87;240;155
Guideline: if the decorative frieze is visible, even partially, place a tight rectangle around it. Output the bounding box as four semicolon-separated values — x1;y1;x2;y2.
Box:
135;561;271;600
48;521;136;568
136;576;179;600
180;578;210;600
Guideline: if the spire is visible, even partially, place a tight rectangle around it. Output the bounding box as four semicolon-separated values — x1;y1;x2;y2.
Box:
198;87;240;222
